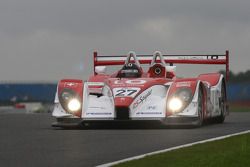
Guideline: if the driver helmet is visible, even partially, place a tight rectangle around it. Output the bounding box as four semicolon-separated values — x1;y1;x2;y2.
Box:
120;63;141;78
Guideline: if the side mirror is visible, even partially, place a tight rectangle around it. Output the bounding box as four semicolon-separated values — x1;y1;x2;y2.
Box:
165;66;176;73
95;66;107;74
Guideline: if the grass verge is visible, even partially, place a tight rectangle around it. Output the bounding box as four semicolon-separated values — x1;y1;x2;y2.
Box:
114;133;250;167
229;105;250;112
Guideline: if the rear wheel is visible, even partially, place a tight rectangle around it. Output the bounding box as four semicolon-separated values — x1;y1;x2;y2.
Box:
196;87;204;127
216;81;226;123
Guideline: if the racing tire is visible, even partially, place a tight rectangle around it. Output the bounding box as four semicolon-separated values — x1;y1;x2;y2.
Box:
196;86;204;127
216;81;226;123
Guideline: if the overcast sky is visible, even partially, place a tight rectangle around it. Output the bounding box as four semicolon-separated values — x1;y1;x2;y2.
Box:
0;0;249;82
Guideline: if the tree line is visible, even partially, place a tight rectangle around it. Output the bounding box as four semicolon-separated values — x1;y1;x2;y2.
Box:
220;70;250;83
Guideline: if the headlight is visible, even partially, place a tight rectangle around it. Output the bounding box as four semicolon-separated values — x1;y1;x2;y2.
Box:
167;88;193;113
59;88;82;113
61;91;74;101
178;89;192;102
168;98;183;112
67;98;81;112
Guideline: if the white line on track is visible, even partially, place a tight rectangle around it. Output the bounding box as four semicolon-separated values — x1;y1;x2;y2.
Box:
97;130;250;167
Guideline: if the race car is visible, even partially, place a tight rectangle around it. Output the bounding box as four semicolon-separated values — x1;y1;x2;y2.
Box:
52;50;229;127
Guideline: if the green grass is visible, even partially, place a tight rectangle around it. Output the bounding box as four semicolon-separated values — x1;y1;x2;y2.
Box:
230;105;250;112
114;133;250;167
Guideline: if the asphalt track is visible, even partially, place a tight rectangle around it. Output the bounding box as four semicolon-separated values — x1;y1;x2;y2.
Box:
0;110;250;167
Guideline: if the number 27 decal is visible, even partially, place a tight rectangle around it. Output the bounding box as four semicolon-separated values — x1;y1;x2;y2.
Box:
113;88;140;97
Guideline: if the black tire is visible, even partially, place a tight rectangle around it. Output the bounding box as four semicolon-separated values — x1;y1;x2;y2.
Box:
196;87;204;127
216;81;226;123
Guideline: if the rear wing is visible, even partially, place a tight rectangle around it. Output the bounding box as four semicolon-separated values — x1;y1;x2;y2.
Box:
93;50;229;81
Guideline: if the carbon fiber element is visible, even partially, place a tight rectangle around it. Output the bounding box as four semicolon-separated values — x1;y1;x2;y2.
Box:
116;107;129;120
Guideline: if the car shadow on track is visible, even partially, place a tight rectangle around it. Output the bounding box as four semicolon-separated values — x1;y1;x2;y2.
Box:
52;120;219;130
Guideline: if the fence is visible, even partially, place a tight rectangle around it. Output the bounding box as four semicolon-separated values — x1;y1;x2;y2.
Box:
227;83;250;102
0;83;57;103
0;83;249;103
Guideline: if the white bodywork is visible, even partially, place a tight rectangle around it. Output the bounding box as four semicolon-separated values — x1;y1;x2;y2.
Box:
53;82;169;120
130;85;168;119
168;75;225;118
52;75;225;121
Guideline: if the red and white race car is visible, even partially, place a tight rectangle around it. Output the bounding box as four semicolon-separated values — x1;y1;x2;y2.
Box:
52;51;229;127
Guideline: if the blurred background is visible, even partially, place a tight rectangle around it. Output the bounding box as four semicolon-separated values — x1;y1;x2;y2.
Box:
0;71;249;113
0;0;249;112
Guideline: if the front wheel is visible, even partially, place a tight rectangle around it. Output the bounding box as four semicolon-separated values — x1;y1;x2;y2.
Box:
196;87;204;127
216;81;226;123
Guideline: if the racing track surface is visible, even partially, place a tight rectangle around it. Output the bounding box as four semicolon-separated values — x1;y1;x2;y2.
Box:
0;110;250;167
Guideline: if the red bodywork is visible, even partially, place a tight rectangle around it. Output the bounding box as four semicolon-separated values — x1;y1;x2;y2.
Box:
93;51;229;81
58;79;83;117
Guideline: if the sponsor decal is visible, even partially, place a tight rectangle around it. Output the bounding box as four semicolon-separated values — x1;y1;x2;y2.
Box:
86;112;112;115
113;88;140;97
87;82;104;86
126;80;146;85
64;82;78;87
176;82;191;87
133;90;152;109
147;106;157;110
178;56;204;60
136;112;162;115
135;105;162;115
89;106;106;109
121;69;138;73
114;79;146;85
177;56;219;60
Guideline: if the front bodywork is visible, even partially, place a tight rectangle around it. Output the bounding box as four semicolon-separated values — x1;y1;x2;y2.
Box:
52;75;226;127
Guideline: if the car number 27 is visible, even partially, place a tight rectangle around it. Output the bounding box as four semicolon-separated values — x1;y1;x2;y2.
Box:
113;88;140;97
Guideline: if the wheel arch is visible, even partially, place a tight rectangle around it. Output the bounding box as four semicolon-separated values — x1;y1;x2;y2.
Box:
199;81;207;120
55;79;84;118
